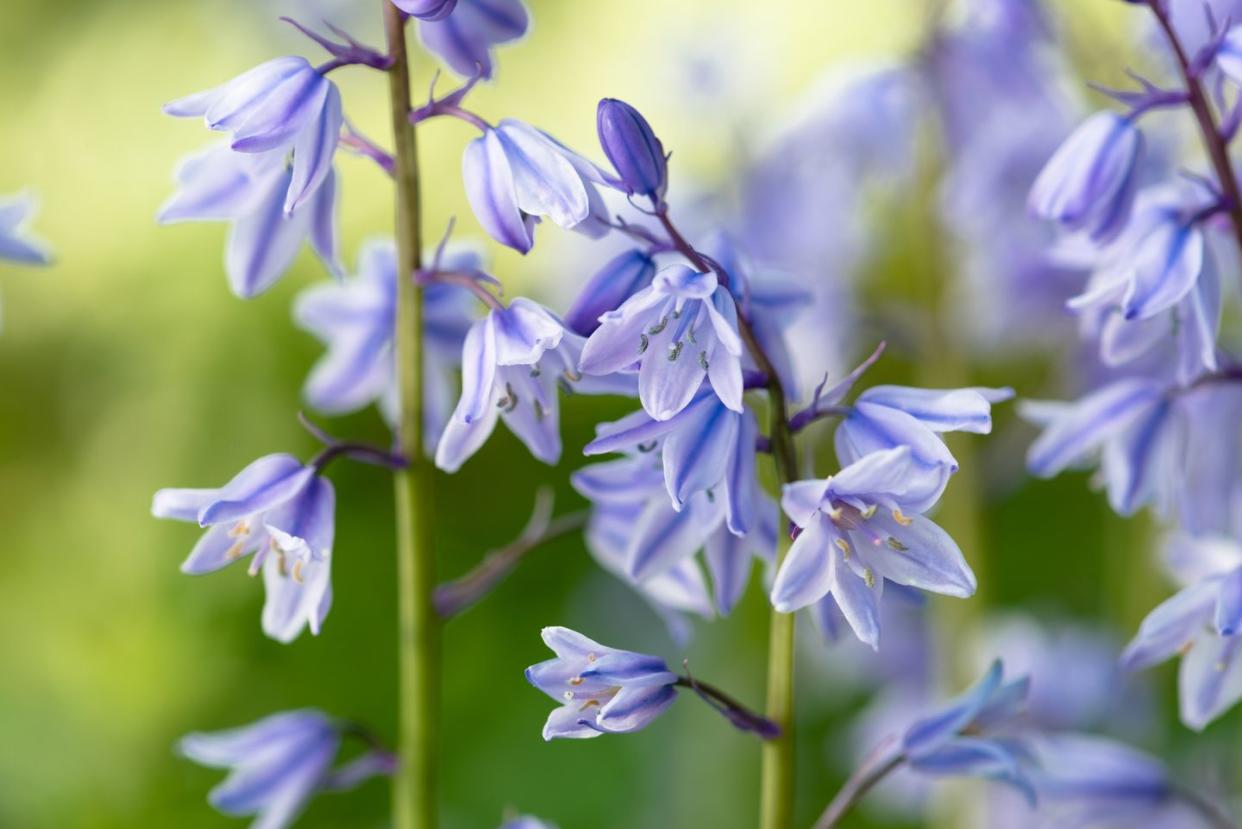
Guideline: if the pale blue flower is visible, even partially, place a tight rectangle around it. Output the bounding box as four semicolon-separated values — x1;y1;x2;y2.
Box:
525;626;678;739
580;265;744;421
165;56;342;214
771;447;977;647
418;0;528;79
158;144;339;298
152;454;334;643
462;119;608;254
0;191;52;266
180;709;392;829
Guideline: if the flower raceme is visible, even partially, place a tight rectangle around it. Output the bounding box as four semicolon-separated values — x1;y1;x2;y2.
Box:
1028;110;1143;243
152;454;334;643
164;56;342;215
462;119;608;254
580;265;745;421
771;446;978;649
180;709;392;829
525;627;679;740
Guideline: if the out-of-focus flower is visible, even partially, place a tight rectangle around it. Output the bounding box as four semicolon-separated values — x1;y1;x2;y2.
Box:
525;626;678;739
771;447;977;647
294;239;476;445
152;454;334;643
1029;111;1143;242
1123;533;1242;730
0;192;52;265
418;0;528;78
393;0;456;20
462;119;608;254
499;817;557;829
580;265;744;421
158;144;339;297
180;710;392;829
597;98;668;205
164;57;342;214
835;385;1012;514
563;249;657;337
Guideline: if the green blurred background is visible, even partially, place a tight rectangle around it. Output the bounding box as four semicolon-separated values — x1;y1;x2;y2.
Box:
0;1;1227;827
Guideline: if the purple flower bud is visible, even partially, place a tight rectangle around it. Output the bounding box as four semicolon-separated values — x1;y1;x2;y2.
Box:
1028;111;1143;242
563;249;656;335
597;98;668;204
393;0;457;20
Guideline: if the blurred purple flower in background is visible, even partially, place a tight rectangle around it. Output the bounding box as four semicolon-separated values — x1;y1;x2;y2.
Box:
0;192;52;266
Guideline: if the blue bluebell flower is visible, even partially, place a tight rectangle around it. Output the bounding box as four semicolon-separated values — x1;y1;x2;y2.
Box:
0;192;51;265
180;709;391;829
563;249;656;336
901;660;1035;802
525;626;678;739
294;239;476;446
835;385;1013;514
165;57;342;214
1022;378;1178;517
580;265;744;421
1122;533;1242;730
462;119;608;254
596;98;668;205
1028;111;1143;242
418;0;528;79
152;454;334;643
393;0;456;20
771;447;977;647
158;144;339;297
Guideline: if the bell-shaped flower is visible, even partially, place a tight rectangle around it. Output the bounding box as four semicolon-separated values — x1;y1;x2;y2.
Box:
164;56;342;214
835;385;1013;514
597;98;668;205
1022;378;1179;517
0;191;51;266
418;0;528;79
901;660;1035;802
525;626;678;739
152;454;334;643
1122;533;1242;730
563;249;656;336
158;144;339;298
462;119;608;254
1028;111;1143;242
580;265;744;421
770;446;977;648
294;239;476;445
393;0;457;20
180;709;393;829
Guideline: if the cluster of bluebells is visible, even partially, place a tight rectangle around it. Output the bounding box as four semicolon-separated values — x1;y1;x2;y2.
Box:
1021;0;1242;734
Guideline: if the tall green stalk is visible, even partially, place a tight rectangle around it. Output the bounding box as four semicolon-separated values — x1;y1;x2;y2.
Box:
382;6;439;829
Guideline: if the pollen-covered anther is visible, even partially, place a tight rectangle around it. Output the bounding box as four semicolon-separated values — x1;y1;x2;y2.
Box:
228;520;251;538
863;568;876;588
568;675;585;686
638;333;649;354
291;559;305;584
586;652;598;663
648;316;668;335
860;504;877;520
891;508;913;527
563;690;575;701
668;340;684;362
833;537;851;558
886;537;909;552
226;541;247;561
698;351;709;370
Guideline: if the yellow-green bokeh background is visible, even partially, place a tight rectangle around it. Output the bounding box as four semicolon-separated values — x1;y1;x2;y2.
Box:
0;1;1218;828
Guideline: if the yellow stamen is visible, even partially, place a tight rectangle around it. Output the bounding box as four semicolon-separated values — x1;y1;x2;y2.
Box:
891;508;912;527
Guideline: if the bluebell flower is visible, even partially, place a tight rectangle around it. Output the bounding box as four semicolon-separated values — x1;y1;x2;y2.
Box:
294;239;476;446
1122;533;1242;730
835;384;1012;514
165;56;342;214
563;249;656;336
901;660;1035;802
152;454;334;643
418;0;528;79
1028;111;1143;242
499;817;556;829
393;0;456;20
0;191;51;265
180;709;391;829
158;144;339;298
771;447;977;647
525;626;679;739
580;265;744;421
1022;378;1179;517
596;98;667;205
462;119;608;254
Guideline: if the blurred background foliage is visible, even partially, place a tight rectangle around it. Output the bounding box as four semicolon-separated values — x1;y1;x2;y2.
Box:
0;1;1230;827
